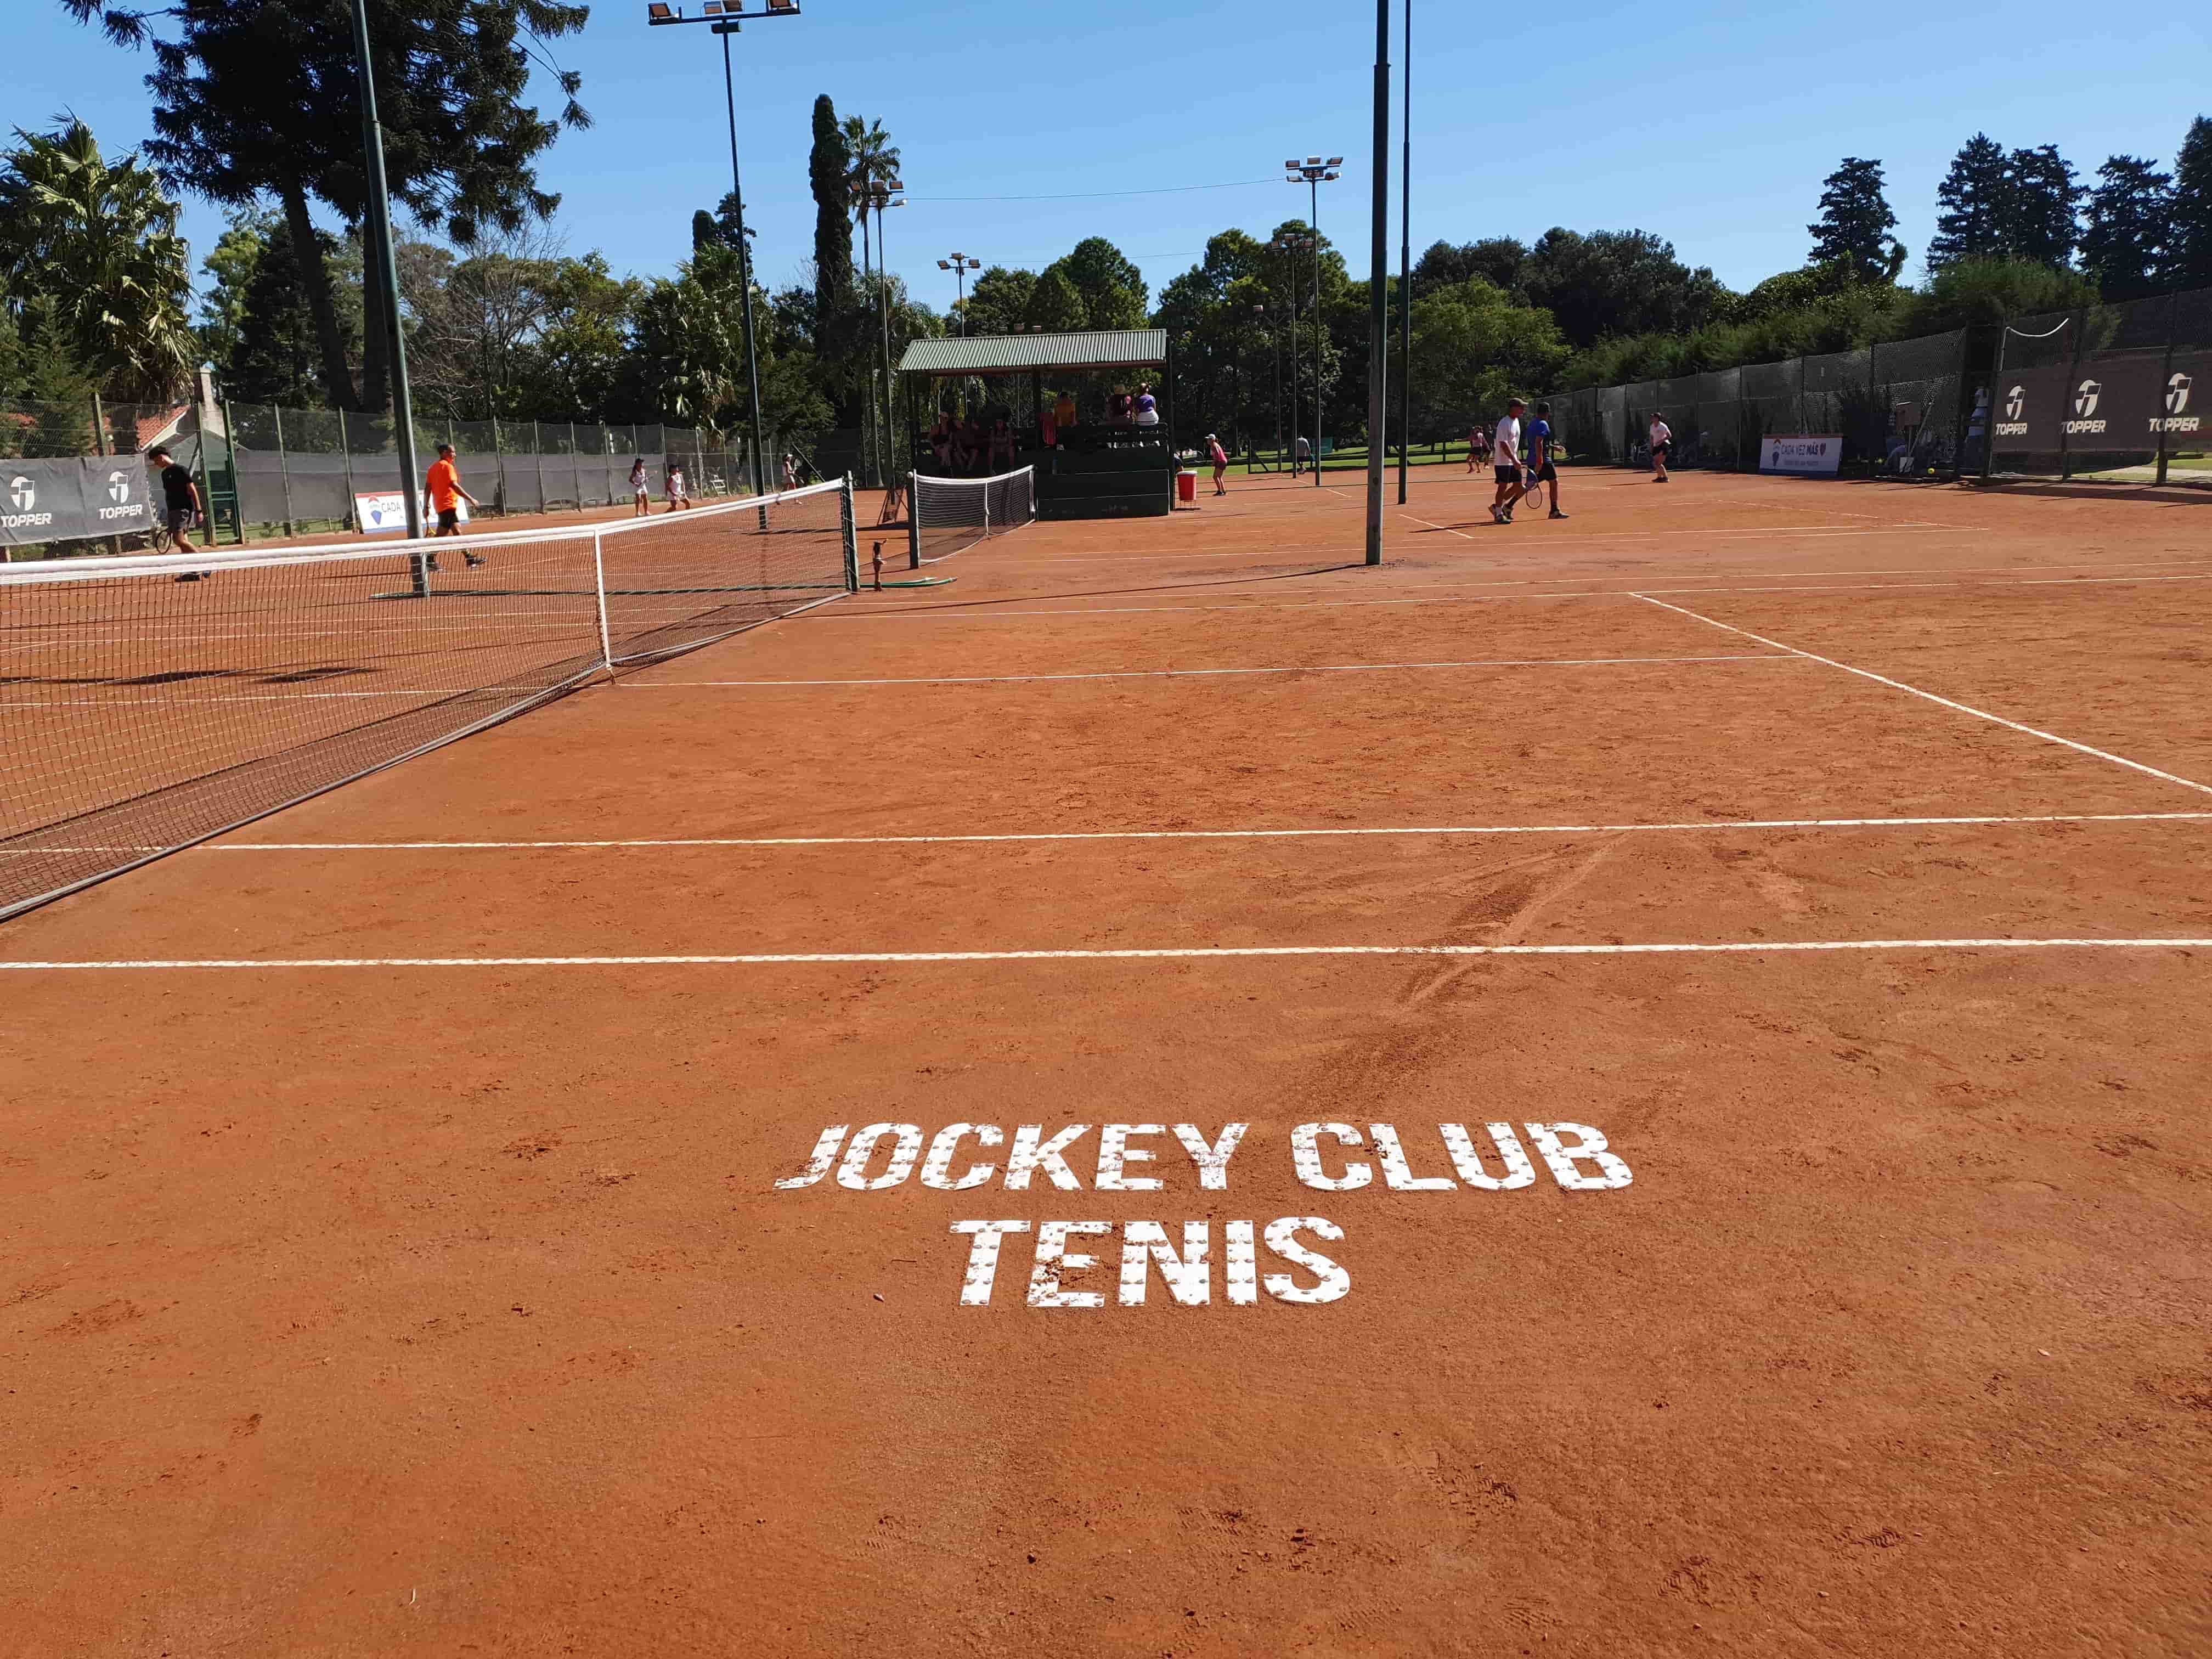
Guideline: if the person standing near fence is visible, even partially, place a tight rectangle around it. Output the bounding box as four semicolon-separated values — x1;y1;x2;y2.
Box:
424;444;487;569
1648;414;1671;483
629;458;651;518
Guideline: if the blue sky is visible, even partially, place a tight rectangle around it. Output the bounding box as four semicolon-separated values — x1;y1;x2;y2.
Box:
8;0;2207;317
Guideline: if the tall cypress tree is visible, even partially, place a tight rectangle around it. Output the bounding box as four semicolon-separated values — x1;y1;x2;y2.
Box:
2079;156;2173;300
1807;157;1906;283
808;95;855;370
1929;134;2010;269
2169;116;2212;292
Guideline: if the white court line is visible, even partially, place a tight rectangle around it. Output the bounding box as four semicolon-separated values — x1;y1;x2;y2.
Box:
1398;514;1475;540
5;938;2208;970
645;653;1788;689
1633;592;2212;800
112;809;2212;853
828;570;2212;621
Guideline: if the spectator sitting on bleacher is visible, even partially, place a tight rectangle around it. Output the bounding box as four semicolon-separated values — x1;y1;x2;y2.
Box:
989;416;1017;470
1054;390;1077;435
1133;385;1159;429
929;411;955;470
1108;388;1132;427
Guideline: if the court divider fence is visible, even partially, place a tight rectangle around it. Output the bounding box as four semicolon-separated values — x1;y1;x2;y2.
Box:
2;396;783;557
1549;281;2212;487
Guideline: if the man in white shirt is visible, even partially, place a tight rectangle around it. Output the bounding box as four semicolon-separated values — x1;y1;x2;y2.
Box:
1649;415;1671;482
1490;396;1527;524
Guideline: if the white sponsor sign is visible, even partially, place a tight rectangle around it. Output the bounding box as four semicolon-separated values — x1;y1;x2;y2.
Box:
1759;435;1842;476
356;492;464;534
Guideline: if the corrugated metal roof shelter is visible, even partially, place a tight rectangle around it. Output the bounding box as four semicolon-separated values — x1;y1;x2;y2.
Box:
897;329;1168;377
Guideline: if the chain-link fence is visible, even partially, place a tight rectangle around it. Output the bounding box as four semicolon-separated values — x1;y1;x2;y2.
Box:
1984;286;2212;486
3;394;776;558
1554;283;2212;488
1554;330;1972;476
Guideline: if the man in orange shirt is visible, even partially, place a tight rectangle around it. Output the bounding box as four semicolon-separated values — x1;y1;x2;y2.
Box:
424;443;486;569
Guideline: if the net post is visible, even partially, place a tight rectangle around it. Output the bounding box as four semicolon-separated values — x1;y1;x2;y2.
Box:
2155;292;2178;488
1980;322;2006;483
840;472;859;593
982;478;990;539
591;528;617;682
907;473;921;569
274;403;296;535
2056;310;2083;481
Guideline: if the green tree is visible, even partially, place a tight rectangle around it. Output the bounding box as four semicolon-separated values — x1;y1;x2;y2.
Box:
808;95;855;379
1407;278;1566;438
2169;116;2212;291
1807;157;1906;283
199;205;275;380
1025;268;1088;332
1900;257;2097;334
2078;156;2173;300
1517;228;1729;348
1048;238;1147;330
65;0;590;413
0;117;196;402
957;267;1036;336
1412;238;1526;298
1928;134;2010;268
2001;144;2081;268
229;216;354;405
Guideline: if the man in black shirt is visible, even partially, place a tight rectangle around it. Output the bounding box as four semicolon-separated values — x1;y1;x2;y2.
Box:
149;447;205;564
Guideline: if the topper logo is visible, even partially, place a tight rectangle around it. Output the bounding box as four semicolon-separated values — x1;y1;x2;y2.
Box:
2170;373;2194;416
7;476;33;514
2073;380;2101;419
2004;386;2024;421
107;470;131;504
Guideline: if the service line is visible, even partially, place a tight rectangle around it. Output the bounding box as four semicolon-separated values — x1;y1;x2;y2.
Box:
165;809;2212;853
644;652;1790;689
5;938;2209;971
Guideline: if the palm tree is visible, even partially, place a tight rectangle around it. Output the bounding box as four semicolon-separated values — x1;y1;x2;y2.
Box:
0;117;197;403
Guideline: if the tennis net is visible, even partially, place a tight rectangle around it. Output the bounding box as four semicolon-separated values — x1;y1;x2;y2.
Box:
908;465;1036;566
1;477;856;923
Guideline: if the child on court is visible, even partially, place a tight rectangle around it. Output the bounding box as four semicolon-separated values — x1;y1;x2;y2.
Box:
630;458;650;517
664;461;692;512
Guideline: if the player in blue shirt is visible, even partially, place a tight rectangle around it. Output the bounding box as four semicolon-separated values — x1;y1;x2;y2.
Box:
1527;401;1567;520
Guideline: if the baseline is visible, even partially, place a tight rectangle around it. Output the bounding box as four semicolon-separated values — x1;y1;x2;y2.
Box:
7;938;2211;970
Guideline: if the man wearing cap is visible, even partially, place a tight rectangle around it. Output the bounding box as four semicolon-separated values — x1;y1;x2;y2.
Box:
1489;396;1527;524
1207;433;1229;495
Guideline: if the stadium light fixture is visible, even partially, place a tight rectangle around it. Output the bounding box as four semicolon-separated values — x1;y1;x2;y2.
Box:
1327;155;1345;167
647;2;676;19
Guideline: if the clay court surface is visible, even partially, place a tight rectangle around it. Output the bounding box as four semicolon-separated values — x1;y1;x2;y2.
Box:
5;469;2212;1656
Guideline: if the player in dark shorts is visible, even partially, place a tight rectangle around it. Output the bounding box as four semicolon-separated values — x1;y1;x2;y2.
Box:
1527;401;1567;520
149;447;206;579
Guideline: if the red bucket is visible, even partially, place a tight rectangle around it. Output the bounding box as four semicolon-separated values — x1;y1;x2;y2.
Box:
1176;469;1197;504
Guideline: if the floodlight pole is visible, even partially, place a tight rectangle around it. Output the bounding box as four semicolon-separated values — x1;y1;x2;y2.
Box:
1310;184;1323;489
350;0;425;594
1396;0;1411;505
719;27;768;498
646;4;803;502
1366;0;1388;566
939;253;980;334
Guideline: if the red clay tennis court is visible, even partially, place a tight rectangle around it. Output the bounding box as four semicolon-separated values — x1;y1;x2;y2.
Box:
4;468;2210;1655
